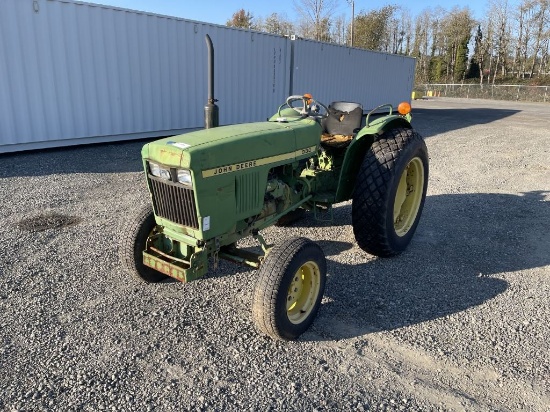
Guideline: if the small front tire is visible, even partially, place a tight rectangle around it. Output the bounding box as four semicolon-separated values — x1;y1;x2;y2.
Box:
119;204;168;283
252;237;327;340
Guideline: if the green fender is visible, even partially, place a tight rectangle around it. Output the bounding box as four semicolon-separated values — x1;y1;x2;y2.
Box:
334;115;413;203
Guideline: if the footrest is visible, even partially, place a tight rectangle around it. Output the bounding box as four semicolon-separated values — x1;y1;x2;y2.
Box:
313;202;333;223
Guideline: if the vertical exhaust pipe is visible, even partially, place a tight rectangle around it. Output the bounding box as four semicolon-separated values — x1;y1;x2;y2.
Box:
204;34;219;129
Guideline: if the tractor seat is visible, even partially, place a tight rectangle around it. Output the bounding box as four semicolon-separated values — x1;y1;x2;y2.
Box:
321;101;363;148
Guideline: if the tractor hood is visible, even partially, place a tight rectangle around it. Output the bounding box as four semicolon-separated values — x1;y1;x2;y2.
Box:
142;119;321;171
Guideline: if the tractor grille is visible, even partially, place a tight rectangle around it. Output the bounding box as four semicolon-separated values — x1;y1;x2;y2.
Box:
149;177;199;229
236;172;261;215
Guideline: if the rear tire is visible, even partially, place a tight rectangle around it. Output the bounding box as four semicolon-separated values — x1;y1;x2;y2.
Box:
352;128;429;257
120;204;168;283
252;237;326;340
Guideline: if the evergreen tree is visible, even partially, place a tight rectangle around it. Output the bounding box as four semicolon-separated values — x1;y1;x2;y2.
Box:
454;36;470;81
352;5;397;51
226;9;254;29
466;25;483;79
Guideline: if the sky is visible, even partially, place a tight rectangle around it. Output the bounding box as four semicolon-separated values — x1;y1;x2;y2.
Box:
84;0;492;26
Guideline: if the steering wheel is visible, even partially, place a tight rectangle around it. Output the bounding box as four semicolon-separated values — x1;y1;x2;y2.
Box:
277;94;329;120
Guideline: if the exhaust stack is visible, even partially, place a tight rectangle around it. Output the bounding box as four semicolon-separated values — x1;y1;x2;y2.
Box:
204;34;219;129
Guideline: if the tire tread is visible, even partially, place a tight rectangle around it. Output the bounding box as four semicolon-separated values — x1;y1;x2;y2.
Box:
352;128;428;257
252;237;325;340
119;204;167;283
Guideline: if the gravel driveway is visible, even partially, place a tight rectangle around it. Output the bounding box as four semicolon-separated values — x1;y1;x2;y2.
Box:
1;97;549;411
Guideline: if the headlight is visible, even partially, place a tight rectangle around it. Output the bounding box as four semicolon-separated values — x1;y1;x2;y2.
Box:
176;169;192;186
149;162;171;180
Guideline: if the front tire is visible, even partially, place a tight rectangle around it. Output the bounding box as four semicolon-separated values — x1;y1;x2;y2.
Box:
352;128;429;257
119;204;168;283
252;237;327;340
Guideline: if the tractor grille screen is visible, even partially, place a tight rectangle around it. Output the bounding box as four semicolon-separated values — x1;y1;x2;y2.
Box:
149;177;199;229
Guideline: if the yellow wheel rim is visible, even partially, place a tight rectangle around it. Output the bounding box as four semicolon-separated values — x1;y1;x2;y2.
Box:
286;261;321;325
393;157;425;237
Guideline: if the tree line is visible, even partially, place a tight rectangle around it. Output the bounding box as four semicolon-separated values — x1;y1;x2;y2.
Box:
226;0;550;85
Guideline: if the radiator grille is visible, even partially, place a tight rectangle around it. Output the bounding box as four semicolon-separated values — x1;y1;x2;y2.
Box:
149;177;199;229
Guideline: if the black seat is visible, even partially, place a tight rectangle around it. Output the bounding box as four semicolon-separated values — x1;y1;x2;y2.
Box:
322;101;363;136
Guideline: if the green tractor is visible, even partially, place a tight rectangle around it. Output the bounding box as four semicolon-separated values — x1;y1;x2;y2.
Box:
120;93;428;340
120;36;428;341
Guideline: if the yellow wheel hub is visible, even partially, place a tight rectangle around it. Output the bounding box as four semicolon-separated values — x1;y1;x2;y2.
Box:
393;157;425;237
286;261;321;324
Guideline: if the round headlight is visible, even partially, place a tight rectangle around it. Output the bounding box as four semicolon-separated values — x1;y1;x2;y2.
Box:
177;169;192;186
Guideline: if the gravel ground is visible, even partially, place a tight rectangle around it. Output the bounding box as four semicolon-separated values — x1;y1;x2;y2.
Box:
1;97;549;411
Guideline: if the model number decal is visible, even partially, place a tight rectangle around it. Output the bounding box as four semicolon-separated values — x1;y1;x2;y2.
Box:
202;146;317;178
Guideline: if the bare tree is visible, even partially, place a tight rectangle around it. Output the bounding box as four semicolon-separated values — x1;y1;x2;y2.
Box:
293;0;340;41
411;10;431;83
386;6;410;54
512;1;528;78
261;12;295;36
527;0;550;77
410;8;445;83
541;36;550;75
440;7;475;82
399;8;413;55
225;0;549;84
485;0;511;84
473;25;490;85
331;14;348;45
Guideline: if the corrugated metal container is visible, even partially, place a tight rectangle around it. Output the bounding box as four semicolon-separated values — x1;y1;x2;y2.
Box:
291;38;416;110
0;0;291;153
0;1;416;153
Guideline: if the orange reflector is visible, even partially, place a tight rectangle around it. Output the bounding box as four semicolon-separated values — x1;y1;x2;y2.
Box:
398;101;411;115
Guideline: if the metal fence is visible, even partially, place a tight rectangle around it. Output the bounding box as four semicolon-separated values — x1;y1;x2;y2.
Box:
417;84;550;103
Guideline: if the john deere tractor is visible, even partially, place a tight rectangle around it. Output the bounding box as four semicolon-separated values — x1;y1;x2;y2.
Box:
120;91;428;340
120;32;427;341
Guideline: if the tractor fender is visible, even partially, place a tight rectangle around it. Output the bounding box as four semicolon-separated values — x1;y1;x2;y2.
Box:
334;116;412;202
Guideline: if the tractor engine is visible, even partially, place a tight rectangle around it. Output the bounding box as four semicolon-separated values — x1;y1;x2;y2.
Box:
257;179;293;220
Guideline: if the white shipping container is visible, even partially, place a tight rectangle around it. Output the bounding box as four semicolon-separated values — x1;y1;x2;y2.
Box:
291;38;416;110
0;0;291;153
0;0;415;153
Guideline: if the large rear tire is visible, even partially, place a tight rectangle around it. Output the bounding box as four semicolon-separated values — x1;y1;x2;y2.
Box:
252;237;326;340
352;128;429;257
119;204;168;283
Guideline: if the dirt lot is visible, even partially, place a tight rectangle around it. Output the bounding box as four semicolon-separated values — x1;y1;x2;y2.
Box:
0;97;549;411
